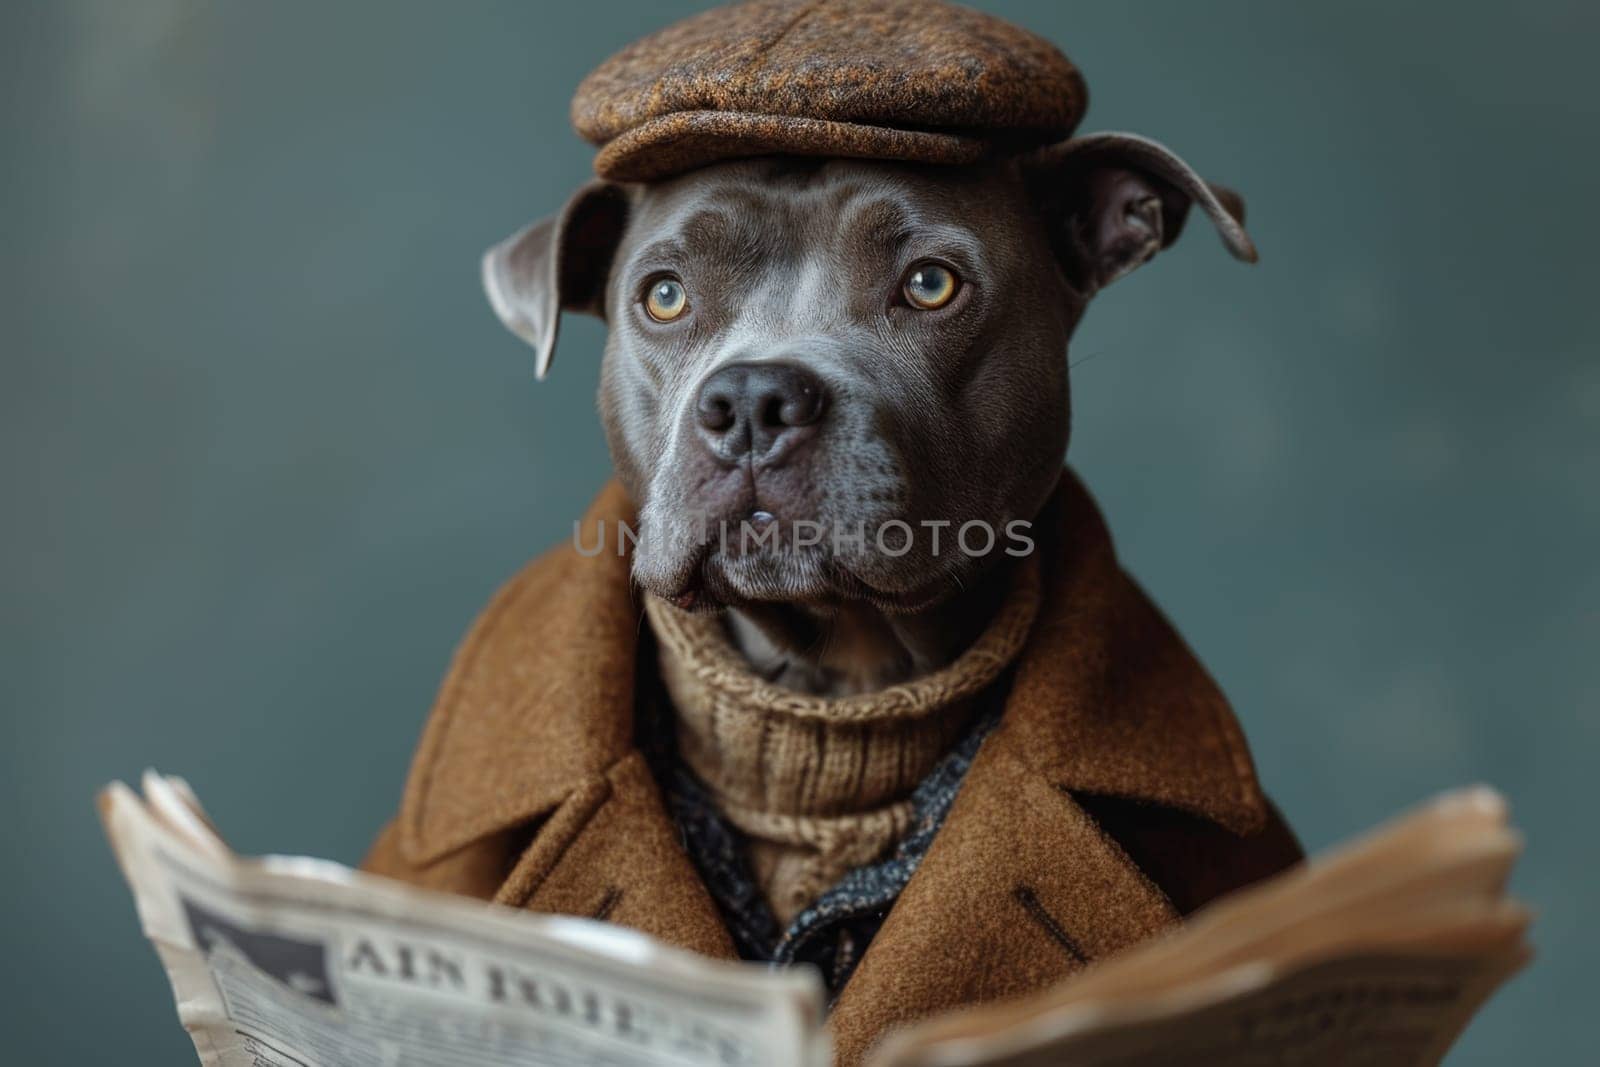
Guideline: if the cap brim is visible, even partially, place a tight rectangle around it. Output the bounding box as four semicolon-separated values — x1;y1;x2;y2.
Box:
593;110;992;182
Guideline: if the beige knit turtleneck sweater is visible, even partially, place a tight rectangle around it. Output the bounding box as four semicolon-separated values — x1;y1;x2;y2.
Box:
644;557;1041;925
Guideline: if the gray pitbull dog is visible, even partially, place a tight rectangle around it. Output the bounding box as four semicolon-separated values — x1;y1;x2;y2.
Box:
483;134;1255;696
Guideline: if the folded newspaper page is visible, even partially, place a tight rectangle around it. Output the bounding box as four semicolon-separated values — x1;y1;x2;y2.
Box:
100;772;829;1067
102;777;1529;1067
866;787;1531;1067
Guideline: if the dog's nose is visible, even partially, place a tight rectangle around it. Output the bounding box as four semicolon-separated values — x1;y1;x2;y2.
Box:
695;360;827;461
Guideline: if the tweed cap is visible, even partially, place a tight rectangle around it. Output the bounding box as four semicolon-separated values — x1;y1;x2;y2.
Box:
573;0;1088;182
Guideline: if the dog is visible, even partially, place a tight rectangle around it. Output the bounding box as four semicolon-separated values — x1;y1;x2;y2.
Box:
482;134;1255;695
365;134;1299;1061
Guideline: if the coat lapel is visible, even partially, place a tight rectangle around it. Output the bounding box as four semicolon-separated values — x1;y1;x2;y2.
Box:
826;732;1179;1065
499;751;738;959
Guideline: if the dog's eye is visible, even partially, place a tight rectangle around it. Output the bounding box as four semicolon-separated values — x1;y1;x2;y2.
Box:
902;263;959;310
643;276;689;322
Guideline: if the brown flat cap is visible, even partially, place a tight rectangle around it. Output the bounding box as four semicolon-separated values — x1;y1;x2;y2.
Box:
573;0;1088;182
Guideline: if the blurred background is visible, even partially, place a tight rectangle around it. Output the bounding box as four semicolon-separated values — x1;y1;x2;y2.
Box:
3;0;1595;1061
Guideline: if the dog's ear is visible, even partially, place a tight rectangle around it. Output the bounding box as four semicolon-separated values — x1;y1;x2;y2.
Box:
481;181;631;379
1024;132;1257;295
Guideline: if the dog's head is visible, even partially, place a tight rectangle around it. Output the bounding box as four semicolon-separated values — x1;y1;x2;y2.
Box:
484;135;1255;612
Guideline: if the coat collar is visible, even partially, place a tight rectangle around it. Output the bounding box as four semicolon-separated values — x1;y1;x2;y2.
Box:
398;470;1266;867
398;481;640;865
996;470;1268;835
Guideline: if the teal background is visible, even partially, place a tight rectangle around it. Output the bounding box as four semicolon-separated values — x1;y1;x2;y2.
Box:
3;1;1595;1061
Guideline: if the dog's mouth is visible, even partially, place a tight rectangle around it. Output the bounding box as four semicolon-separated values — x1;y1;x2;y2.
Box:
640;438;952;613
657;528;959;616
654;517;815;613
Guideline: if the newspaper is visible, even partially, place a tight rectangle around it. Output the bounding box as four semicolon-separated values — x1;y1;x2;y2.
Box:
100;772;828;1067
871;954;1524;1067
867;787;1531;1067
101;776;1529;1067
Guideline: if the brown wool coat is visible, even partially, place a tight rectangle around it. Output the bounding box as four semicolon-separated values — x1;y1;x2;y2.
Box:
363;470;1302;1065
